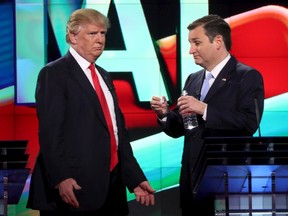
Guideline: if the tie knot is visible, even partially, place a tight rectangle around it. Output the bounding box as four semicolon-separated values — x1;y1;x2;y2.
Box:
206;72;213;80
89;63;95;71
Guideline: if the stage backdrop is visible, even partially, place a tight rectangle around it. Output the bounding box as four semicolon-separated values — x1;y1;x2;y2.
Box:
0;0;288;215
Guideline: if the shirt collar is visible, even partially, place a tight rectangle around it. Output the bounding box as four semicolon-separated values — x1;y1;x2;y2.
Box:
207;54;231;79
69;47;91;71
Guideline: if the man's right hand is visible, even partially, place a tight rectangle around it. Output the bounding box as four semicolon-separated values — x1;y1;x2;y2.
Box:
150;96;169;119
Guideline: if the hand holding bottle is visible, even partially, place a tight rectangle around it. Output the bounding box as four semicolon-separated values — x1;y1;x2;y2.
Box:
180;90;198;130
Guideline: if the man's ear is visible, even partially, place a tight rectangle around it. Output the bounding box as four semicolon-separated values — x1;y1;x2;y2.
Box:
69;33;77;45
214;35;223;50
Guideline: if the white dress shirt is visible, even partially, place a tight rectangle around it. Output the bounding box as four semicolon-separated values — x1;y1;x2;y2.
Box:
69;47;118;146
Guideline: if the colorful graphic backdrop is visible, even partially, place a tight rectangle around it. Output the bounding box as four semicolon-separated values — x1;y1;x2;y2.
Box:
0;0;288;215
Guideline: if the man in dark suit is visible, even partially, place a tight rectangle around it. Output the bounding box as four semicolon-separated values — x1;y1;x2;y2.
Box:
150;14;264;216
27;8;155;216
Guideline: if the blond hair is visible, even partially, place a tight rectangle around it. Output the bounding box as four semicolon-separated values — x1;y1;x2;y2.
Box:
66;8;110;44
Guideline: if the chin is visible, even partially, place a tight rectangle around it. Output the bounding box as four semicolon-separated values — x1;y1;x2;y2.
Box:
194;60;201;65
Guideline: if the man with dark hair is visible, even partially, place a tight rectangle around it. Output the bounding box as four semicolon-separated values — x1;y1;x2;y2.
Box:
150;14;264;216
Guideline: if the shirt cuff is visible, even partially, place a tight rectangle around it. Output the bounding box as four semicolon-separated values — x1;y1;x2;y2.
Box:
202;105;208;121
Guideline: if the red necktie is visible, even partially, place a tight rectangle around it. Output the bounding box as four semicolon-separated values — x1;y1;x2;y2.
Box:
89;63;118;171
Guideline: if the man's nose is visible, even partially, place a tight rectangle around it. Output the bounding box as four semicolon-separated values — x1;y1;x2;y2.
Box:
189;44;196;54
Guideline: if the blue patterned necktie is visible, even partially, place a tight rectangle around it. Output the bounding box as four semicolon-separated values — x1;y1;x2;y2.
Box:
200;72;213;101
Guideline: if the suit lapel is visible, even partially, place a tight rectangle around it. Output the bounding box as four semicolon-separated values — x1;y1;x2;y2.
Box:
64;52;108;128
184;70;205;99
195;71;205;99
204;56;237;102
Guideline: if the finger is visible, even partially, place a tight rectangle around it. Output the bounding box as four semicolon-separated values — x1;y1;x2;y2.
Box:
143;194;153;206
62;194;75;207
151;96;160;102
71;198;79;208
73;183;82;190
69;192;79;208
149;194;155;205
178;104;185;112
151;101;160;107
160;96;166;104
141;183;155;193
61;189;79;208
146;187;156;194
145;196;150;206
141;196;145;205
62;195;69;204
135;195;140;202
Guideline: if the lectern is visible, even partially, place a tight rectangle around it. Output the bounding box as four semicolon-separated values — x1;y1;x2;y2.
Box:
0;140;30;216
191;136;288;216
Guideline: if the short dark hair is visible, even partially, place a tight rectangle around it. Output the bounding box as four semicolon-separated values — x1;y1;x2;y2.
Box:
187;14;232;51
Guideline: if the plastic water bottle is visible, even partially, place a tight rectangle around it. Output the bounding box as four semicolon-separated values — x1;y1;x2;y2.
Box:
181;90;198;130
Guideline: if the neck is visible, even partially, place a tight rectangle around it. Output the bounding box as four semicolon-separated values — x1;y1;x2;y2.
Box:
206;52;230;71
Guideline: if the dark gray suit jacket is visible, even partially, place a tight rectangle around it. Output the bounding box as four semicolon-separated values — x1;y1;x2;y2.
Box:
159;55;264;204
27;51;147;211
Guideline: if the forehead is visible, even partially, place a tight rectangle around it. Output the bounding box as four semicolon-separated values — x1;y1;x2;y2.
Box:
188;25;207;41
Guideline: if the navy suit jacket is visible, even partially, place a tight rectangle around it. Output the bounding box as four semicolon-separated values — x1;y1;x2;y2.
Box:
159;55;264;202
27;51;147;211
